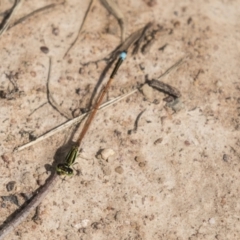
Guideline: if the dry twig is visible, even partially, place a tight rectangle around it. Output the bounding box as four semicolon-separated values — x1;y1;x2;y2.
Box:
46;57;72;119
9;2;63;29
99;0;126;42
0;174;59;240
63;0;94;58
0;0;22;37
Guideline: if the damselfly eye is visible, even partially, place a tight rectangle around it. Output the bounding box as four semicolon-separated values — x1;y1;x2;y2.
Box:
56;164;73;176
66;168;73;176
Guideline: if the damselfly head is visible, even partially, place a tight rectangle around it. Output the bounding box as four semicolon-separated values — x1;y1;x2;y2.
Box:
56;164;74;176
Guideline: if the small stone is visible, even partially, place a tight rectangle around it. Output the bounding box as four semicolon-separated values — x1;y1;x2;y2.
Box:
66;233;79;240
102;166;111;176
146;0;157;7
66;76;74;81
154;138;162;145
91;222;103;229
134;156;145;163
223;154;231;162
35;167;46;175
1;154;12;164
208;218;215;225
81;219;90;228
163;96;175;103
72;108;82;118
22;172;33;185
173;21;180;28
166;98;184;112
30;71;36;77
1;202;6;208
52;27;59;36
40;46;49;54
141;84;154;100
1;195;19;207
216;80;222;87
139;162;146;168
99;148;115;161
6;181;16;192
37;173;46;186
115;211;123;221
82;227;90;234
115;166;124;174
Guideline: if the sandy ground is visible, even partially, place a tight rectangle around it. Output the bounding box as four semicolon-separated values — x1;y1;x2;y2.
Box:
0;0;240;239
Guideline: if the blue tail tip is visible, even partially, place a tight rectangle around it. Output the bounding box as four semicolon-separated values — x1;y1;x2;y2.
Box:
120;51;127;60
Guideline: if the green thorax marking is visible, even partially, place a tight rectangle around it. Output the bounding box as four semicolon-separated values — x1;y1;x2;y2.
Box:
65;146;78;166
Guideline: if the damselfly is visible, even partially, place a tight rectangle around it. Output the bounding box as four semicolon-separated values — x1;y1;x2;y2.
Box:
56;51;127;175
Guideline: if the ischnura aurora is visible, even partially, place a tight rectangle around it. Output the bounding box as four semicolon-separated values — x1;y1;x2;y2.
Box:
56;51;127;175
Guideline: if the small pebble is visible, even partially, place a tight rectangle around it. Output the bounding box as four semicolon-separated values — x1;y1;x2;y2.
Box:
141;84;154;100
52;27;59;36
102;166;111;176
66;76;74;81
99;148;115;161
40;46;49;54
223;154;231;162
22;172;33;185
30;71;36;77
66;233;79;240
163;96;175;103
173;21;180;28
72;108;82;118
135;156;145;163
1;195;19;206
216;80;222;88
208;218;215;225
37;173;46;186
1;154;11;164
115;166;124;174
91;222;103;229
187;17;192;24
1;202;6;208
145;0;157;7
166;98;184;112
81;219;90;228
115;211;123;221
6;181;16;192
81;227;90;234
35;167;46;175
139;162;146;168
154;138;162;145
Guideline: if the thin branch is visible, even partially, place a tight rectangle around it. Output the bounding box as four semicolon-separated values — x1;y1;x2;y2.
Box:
46;57;72;119
63;0;94;58
157;57;185;80
0;0;22;37
14;89;138;152
29;102;48;116
100;0;126;43
0;173;59;240
128;109;146;134
113;22;152;56
146;57;187;98
8;3;63;30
